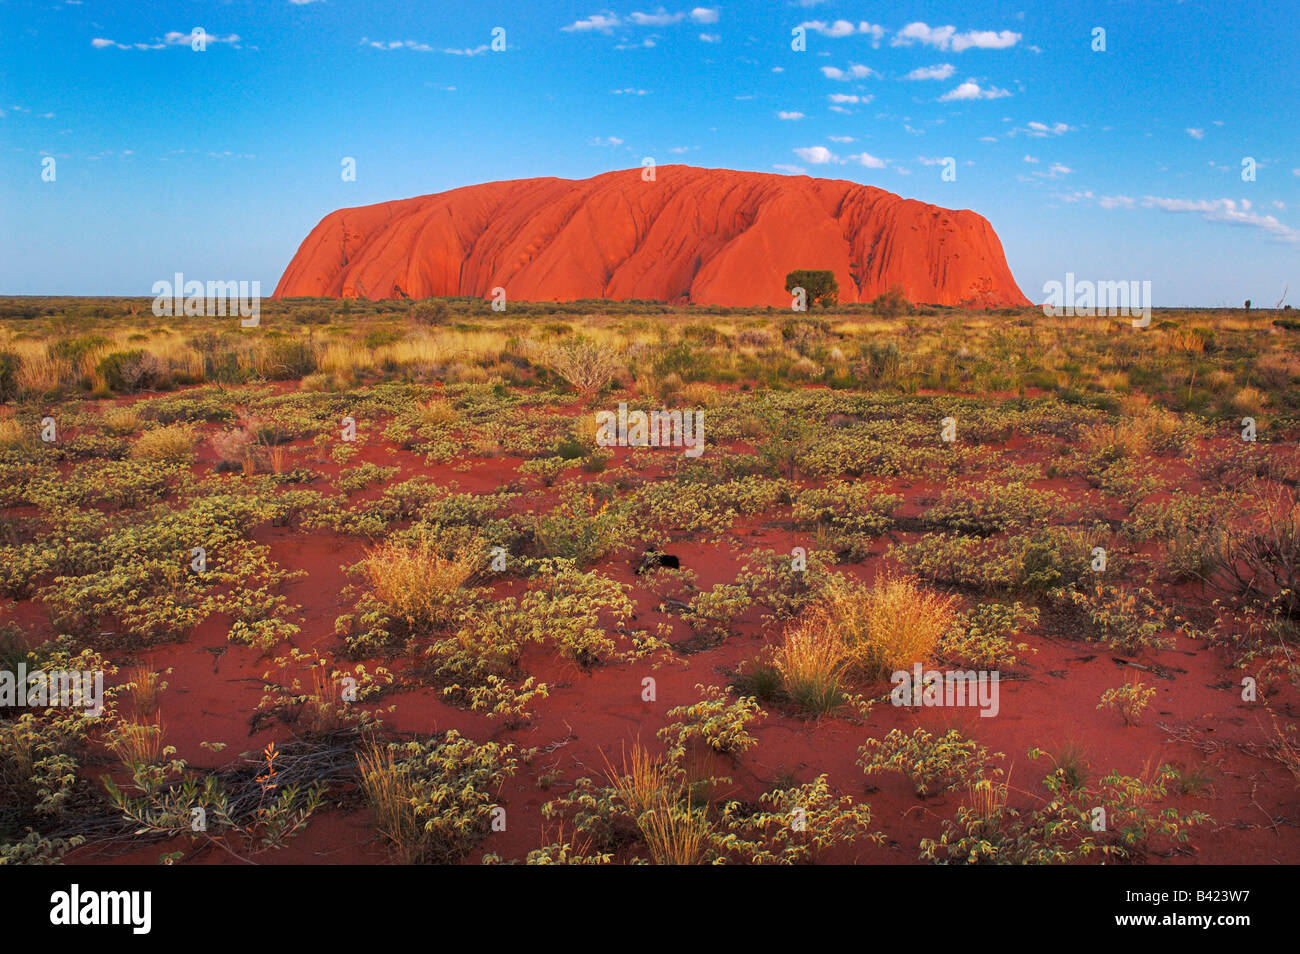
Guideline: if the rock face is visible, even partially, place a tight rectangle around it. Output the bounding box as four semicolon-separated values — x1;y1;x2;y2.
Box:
274;166;1030;307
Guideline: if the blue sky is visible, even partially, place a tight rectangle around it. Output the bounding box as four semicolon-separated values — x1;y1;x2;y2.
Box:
2;0;1297;305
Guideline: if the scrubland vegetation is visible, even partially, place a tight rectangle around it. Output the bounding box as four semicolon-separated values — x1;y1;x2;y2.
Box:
0;295;1297;865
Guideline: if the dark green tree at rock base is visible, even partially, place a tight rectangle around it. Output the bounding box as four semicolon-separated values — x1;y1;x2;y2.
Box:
785;270;839;308
871;283;912;319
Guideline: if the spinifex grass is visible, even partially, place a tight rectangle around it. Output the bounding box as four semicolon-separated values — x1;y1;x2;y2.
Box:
774;623;849;715
603;743;711;865
363;535;480;628
356;742;424;864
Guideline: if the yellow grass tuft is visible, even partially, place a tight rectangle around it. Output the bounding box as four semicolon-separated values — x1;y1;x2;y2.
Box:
357;742;424;863
127;664;166;716
364;534;479;628
100;405;142;436
1232;386;1265;415
774;621;849;714
417;398;457;427
604;742;711;865
809;574;955;680
0;417;29;451
129;424;197;462
109;717;167;768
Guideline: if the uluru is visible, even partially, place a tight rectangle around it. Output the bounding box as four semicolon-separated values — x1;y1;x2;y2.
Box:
274;166;1030;308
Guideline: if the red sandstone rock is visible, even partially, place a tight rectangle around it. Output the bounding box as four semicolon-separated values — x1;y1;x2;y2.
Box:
273;166;1030;308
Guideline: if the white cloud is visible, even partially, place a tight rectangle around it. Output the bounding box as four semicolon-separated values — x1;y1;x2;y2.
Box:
795;20;883;44
162;31;239;46
1186;127;1205;139
793;146;886;168
629;9;684;26
612;88;648;95
1072;191;1299;242
849;152;886;168
827;135;856;142
95;30;238;50
563;14;621;32
773;163;806;174
566;8;719;37
904;63;955;81
1023;155;1038;163
362;38;485;54
588;136;625;146
1143;196;1299;243
828;93;870;104
794;145;836;164
939;80;1010;101
1025;162;1071;180
1014;121;1071;137
894;23;955;48
859;23;886;45
778;111;805;120
892;22;1020;51
799;19;856;38
950;29;1021;51
821;63;876;80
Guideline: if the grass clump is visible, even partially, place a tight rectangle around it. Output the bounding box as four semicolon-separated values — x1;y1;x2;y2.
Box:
129;424;197;462
774;621;849;715
357;731;516;864
363;534;481;630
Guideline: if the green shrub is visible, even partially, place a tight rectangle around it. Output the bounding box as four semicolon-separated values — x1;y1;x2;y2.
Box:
96;349;165;392
858;727;1001;797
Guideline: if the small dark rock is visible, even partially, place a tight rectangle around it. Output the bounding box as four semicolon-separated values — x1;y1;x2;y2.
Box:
636;549;680;574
